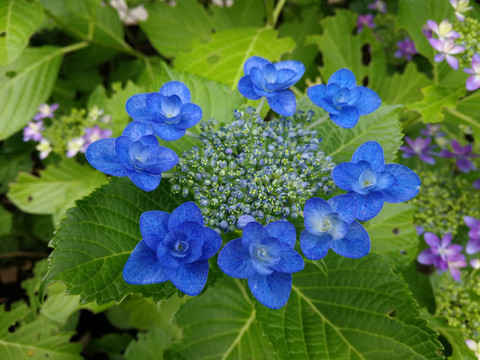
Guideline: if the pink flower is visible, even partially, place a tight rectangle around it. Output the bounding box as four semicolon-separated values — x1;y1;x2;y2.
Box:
394;38;418;61
426;19;460;40
82;126;113;152
464;54;480;91
449;0;473;22
23;120;45;142
368;0;386;13
33;103;59;121
429;38;465;70
464;216;480;254
356;14;375;33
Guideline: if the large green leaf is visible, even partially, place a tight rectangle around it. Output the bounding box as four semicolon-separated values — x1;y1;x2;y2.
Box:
40;178;185;305
256;255;442;359
0;151;32;194
0;46;63;140
210;0;265;29
174;28;296;89
0;0;44;65
444;91;480;144
7;159;107;223
125;327;173;360
0;205;12;236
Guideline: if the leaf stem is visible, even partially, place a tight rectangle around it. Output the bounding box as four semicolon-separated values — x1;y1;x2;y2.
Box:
306;114;329;129
272;0;287;28
61;41;89;54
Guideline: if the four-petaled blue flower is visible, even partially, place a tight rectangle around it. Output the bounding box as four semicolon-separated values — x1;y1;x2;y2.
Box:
307;68;381;129
123;202;222;296
86;121;178;191
237;56;305;117
300;195;370;260
126;81;202;141
332;141;421;221
217;220;304;309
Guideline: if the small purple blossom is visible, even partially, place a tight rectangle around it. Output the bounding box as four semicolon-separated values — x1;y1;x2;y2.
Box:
356;14;375;33
420;124;445;138
426;19;460;39
399;136;437;164
450;0;473;22
440;140;478;173
415;225;425;236
83;126;113;152
464;216;480;254
471;258;480;269
417;232;466;281
473;179;480;189
23;120;45;142
368;0;386;13
394;38;418;61
422;25;433;39
429;38;465;70
66;137;86;158
464;54;480;91
33;103;59;121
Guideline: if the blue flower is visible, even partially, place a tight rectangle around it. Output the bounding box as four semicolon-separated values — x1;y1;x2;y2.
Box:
123;202;222;296
307;68;381;129
217;220;304;309
86;121;178;192
332;141;421;221
300;195;370;260
125;81;202;141
237;56;305;117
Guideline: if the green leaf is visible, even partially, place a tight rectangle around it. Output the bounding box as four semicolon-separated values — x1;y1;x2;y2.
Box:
305;258;328;277
443;91;480;144
125;326;173;360
0;205;12;236
141;0;215;58
7;159;108;223
364;203;418;266
210;0;266;29
165;278;277;360
407;85;466;124
0;151;32;194
0;46;63;140
40;178;184;305
0;0;44;65
174;28;296;89
256;254;442;359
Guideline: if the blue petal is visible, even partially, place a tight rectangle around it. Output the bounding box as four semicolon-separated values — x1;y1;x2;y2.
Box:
327;68;357;88
115;136;134;171
237;76;262;100
159;81;191;104
330;106;359;129
168;260;209;296
331;220;370;258
242;221;269;249
273;60;305;88
236;215;256;230
351;141;385;171
270;245;304;274
300;230;332;260
250;66;267;91
327;194;357;224
248;272;292;309
125;93;152;122
307;84;340;115
381;164;421;203
372;171;397;191
198;227;222;260
265;220;296;247
147;93;182;119
267;90;296;116
123;241;169;285
140;211;170;251
151;122;186;141
217;238;256;278
332;161;371;191
329;216;349;241
264;69;296;91
349;191;384;221
125;169;161;192
142;146;178;174
173;221;205;263
168;201;204;230
354;87;381;115
176;103;202;130
244;56;270;75
86;138;126;176
303;197;333;235
122;121;154;141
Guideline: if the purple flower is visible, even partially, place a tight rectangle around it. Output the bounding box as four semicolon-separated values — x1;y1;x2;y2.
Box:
429;38;465;70
33;103;59;121
464;216;480;254
123;202;222;296
83;125;113;152
237;56;305;117
473;179;480;189
356;14;375;33
66;137;86;158
368;0;386;13
394;38;418;61
23;120;45;142
422;25;433;39
399;136;437;164
464;54;480;91
449;0;473;22
417;232;466;281
426;20;460;40
439;140;478;173
420;124;445;138
217;220;304;309
415;225;425;236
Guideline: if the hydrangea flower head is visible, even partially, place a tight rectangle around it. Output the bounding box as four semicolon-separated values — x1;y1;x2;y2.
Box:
237;56;305;116
300;195;370;260
439;139;478;173
36;139;52;160
450;0;473;22
429;38;465;70
417;232;466;281
123;202;222;296
426;20;460;39
23;120;45;142
34;103;59;121
356;14;375;33
217;220;304;309
464;216;480;254
464;54;480;91
399;136;437;164
86;121;178;191
368;0;387;13
307;69;381;129
332;141;421;221
126;81;202;141
394;38;418;61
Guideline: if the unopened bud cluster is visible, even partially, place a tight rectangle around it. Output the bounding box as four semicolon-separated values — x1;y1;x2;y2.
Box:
456;17;480;69
171;107;336;232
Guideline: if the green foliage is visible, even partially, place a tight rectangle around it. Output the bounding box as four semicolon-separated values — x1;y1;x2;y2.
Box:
0;0;44;65
125;327;173;360
0;151;32;194
7;159;107;223
0;205;12;236
444;91;480;143
174;28;296;89
0;46;63;140
210;0;265;29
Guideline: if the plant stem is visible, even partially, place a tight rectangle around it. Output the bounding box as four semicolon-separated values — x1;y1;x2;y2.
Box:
306;114;329;129
185;130;200;139
256;97;266;114
272;0;287;28
61;41;89;54
265;0;287;28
